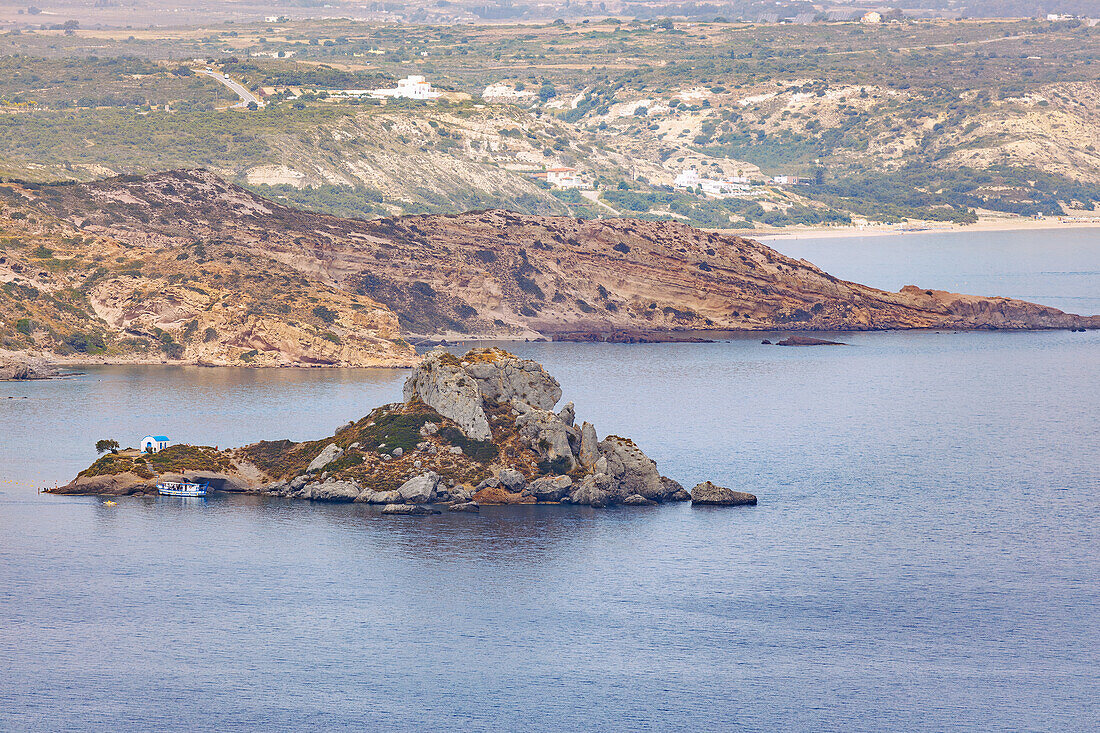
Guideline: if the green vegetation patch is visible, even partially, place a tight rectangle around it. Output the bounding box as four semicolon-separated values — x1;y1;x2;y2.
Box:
343;405;443;455
145;444;232;473
437;426;499;463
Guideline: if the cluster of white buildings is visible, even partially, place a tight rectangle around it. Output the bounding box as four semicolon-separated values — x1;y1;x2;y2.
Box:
674;168;812;195
673;169;753;196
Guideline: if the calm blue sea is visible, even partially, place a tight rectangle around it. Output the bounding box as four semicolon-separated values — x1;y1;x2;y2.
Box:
1;229;1097;731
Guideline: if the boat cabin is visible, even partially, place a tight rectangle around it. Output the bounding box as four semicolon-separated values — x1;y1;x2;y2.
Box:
141;435;169;453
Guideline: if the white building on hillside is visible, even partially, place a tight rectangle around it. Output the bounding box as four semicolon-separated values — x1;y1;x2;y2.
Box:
675;168;753;196
371;76;442;100
537;166;583;188
141;435;169;453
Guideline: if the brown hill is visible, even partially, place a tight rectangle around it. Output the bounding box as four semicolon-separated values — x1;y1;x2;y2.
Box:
0;181;415;367
4;170;1096;363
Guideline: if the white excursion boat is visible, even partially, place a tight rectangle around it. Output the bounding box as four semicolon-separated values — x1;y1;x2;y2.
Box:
157;480;209;497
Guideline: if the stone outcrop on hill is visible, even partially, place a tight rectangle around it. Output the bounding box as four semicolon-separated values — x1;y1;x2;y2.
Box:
9;170;1096;356
51;347;742;512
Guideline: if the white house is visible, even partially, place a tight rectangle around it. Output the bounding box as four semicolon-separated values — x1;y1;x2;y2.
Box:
371;76;442;100
537;167;583;188
141;435;169;453
861;11;882;24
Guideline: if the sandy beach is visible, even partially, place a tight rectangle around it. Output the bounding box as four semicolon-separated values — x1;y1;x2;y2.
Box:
730;217;1100;240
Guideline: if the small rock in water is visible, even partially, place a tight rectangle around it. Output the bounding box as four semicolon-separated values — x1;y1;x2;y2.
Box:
775;336;846;347
448;501;480;513
691;481;757;506
760;339;772;345
623;494;657;506
381;503;439;515
392;447;403;457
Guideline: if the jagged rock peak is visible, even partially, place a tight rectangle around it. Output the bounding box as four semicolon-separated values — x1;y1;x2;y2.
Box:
403;347;562;441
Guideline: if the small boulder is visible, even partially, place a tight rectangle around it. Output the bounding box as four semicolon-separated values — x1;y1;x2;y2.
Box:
691;481;757;506
448;501;480;513
472;486;535;505
392;447;403;457
355;488;400;504
526;475;573;502
659;476;687;501
300;478;360;502
498;468;526;492
623;494;657;506
382;503;440;515
450;484;475;503
397;471;440;504
306;443;343;473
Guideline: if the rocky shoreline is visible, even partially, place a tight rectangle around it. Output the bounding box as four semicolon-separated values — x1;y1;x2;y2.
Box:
51;347;756;513
0;354;63;381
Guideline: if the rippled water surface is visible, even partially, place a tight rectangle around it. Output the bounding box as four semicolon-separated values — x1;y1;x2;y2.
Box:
1;231;1098;731
761;226;1100;314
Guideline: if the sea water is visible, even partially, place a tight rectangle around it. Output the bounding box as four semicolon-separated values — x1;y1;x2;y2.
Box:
1;229;1097;731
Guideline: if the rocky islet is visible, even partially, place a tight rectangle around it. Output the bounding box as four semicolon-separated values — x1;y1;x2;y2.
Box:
52;347;757;513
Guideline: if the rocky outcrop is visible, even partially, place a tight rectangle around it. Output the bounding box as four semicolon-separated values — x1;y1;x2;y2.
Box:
396;472;439;504
578;422;600;468
463;350;562;410
403;351;493;440
0;355;61;381
53;347;740;511
302;478;360;502
691;481;757;506
516;408;576;473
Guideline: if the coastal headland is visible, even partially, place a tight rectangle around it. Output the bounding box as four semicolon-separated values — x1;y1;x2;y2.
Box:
2;170;1096;371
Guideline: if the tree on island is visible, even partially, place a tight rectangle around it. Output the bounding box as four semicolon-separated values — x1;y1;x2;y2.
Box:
95;439;119;454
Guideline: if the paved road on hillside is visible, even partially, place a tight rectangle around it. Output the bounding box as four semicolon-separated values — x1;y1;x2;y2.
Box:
196;69;263;108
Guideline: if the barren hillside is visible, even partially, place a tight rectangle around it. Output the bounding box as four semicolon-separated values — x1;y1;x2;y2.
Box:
9;170;1095;354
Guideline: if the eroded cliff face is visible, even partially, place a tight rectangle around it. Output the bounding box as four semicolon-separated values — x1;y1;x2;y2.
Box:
12;170;1099;346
